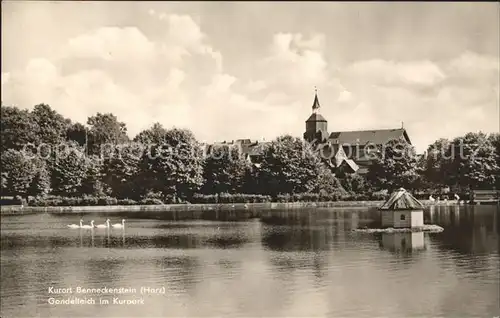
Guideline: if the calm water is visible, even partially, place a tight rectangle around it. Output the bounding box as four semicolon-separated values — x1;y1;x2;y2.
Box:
1;205;499;317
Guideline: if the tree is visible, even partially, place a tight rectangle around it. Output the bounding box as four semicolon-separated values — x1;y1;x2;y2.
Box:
87;113;129;156
366;137;420;192
133;122;168;145
488;133;500;189
1;149;37;198
49;142;88;196
313;164;346;196
258;135;332;196
446;132;498;190
102;143;142;199
339;173;368;194
139;128;204;201
80;155;105;196
202;144;250;194
28;159;51;197
31;104;69;145
421;138;453;189
66;122;87;147
1;105;38;151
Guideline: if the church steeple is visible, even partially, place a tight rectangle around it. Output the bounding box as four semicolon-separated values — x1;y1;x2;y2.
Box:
304;87;328;143
312;86;321;113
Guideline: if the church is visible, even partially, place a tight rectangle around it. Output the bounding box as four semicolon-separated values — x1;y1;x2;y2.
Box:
206;91;412;175
303;91;412;174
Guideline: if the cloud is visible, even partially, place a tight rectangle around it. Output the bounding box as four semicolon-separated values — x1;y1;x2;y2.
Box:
63;27;156;63
332;52;499;151
257;33;329;92
1;72;10;86
1;16;314;145
1;12;222;132
344;59;446;88
337;89;352;103
245;80;267;93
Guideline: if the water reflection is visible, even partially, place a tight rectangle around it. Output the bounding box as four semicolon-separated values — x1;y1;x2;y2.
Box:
428;205;499;255
1;227;252;251
88;209;258;222
261;212;335;252
157;256;202;294
379;232;426;254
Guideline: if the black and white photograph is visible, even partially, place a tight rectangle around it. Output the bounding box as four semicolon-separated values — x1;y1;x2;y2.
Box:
1;1;499;317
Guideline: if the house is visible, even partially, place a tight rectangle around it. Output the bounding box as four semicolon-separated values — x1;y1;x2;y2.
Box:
379;188;424;229
203;139;270;167
204;91;414;174
303;91;412;174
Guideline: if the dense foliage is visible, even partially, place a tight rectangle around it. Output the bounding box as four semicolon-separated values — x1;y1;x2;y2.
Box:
1;103;499;205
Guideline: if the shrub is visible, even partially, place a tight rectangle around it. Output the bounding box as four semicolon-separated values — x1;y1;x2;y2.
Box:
117;198;137;205
81;196;99;206
97;196;118;206
140;198;164;205
0;196;24;205
29;195;122;206
191;193;272;204
370;191;389;201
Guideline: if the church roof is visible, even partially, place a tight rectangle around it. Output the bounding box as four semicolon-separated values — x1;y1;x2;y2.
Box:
379;188;424;210
306;113;327;122
329;128;410;145
312;93;321;110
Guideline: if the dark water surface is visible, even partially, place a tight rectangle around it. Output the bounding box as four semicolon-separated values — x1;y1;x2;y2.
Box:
1;205;499;317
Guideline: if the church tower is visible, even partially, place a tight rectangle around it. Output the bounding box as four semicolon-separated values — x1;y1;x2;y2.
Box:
303;89;328;143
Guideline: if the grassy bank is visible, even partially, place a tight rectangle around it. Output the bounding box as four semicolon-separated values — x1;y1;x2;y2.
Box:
0;199;447;215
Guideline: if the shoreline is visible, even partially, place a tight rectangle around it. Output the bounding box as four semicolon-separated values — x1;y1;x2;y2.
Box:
0;200;462;215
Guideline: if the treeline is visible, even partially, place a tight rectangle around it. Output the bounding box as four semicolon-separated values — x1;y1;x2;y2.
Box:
365;132;500;195
1;103;499;205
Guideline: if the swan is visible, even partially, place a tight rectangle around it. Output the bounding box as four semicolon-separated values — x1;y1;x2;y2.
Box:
81;220;95;229
95;219;110;229
111;219;125;229
67;219;83;229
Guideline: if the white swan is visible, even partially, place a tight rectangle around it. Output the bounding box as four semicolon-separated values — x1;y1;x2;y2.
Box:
81;220;95;229
111;219;125;229
95;219;110;229
67;219;83;229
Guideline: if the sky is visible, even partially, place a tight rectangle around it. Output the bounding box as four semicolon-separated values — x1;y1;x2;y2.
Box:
1;2;499;152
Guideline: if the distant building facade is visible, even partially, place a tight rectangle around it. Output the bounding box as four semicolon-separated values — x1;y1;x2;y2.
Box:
205;91;413;175
303;91;412;174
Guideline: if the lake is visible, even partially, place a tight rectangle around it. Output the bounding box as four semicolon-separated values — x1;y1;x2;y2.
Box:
1;205;499;317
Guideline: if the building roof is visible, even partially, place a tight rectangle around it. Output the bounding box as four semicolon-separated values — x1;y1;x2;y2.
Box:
205;140;272;158
312;93;321;110
379;188;424;210
306;113;327;122
329;128;411;145
338;158;359;172
247;142;270;156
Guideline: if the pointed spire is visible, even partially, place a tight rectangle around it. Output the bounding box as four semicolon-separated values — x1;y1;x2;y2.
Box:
312;86;321;113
